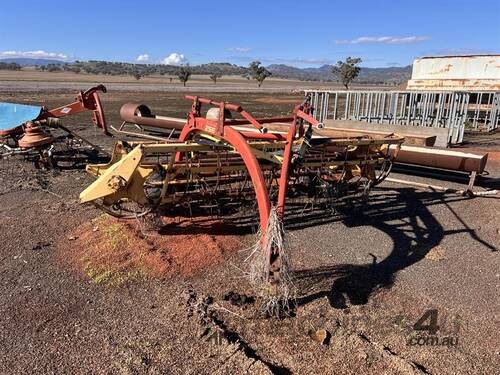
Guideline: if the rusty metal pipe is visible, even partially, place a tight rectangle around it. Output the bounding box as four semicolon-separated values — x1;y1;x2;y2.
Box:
120;103;186;130
389;145;488;174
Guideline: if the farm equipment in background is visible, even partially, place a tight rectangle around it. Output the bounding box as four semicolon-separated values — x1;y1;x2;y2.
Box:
110;102;187;142
79;95;404;305
0;85;109;168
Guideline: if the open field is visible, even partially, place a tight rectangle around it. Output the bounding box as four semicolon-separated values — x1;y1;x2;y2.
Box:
0;82;499;374
0;70;394;93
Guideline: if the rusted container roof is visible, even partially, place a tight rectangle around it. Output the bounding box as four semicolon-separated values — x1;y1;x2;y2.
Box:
407;54;500;91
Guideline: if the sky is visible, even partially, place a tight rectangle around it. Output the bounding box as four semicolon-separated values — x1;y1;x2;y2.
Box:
0;0;499;68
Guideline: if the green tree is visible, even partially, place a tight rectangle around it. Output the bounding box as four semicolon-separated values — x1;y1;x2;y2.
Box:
47;64;61;72
177;66;191;86
248;61;271;87
133;72;142;80
0;62;21;71
331;57;362;89
210;73;222;84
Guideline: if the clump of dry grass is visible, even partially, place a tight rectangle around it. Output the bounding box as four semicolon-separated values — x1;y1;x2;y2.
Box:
245;207;295;317
135;210;164;235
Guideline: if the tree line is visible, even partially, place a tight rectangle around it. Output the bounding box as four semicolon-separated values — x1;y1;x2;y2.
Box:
34;60;275;87
29;57;365;88
37;61;246;78
173;61;272;87
0;62;22;70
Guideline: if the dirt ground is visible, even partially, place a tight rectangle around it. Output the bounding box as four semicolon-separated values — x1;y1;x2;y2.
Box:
0;83;499;375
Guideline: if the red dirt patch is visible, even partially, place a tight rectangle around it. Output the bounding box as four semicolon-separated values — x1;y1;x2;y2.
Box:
486;151;500;162
59;215;241;283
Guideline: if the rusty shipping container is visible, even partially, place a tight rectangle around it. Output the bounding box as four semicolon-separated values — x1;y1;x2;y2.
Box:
406;54;500;91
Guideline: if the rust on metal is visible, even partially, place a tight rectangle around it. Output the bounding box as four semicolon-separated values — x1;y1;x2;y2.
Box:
407;54;500;91
1;85;110;168
120;103;186;130
389;145;488;174
43;84;108;134
18;121;55;148
81;95;405;286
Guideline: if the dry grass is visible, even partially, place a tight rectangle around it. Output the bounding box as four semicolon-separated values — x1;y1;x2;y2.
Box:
246;207;296;317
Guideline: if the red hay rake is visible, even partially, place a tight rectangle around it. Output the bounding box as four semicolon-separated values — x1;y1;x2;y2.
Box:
80;94;404;298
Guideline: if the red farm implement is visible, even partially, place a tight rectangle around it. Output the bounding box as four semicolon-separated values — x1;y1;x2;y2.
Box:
0;85;108;168
80;95;404;311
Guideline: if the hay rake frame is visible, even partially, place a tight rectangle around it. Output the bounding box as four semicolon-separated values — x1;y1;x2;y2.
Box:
80;95;404;287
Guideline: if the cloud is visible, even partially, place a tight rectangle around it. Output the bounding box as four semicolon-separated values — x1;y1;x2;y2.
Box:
160;52;187;65
227;47;252;52
336;36;430;45
0;50;69;60
136;53;150;62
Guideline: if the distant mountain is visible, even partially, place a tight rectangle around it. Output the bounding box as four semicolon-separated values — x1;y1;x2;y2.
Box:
266;64;312;80
356;66;413;84
0;58;67;66
267;64;412;84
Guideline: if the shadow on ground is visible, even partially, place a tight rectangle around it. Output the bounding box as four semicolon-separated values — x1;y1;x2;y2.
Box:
290;187;497;310
149;186;496;310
